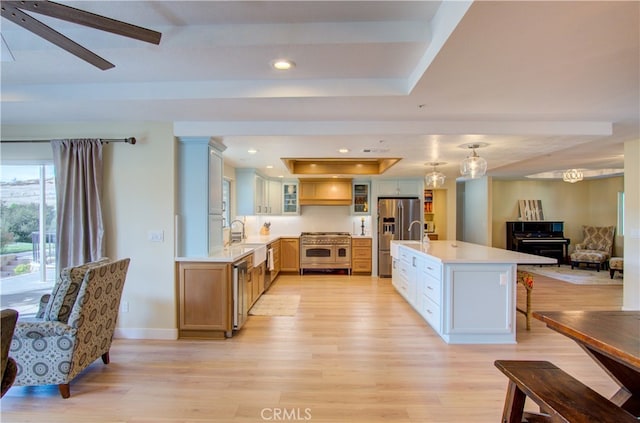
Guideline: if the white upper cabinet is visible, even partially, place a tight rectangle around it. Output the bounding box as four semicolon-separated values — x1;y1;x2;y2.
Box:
177;137;226;257
352;181;371;215
254;174;267;214
376;178;422;197
208;145;224;215
268;179;282;215
282;181;299;215
236;169;282;215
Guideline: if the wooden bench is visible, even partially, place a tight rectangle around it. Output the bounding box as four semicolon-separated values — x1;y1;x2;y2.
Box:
494;360;637;423
516;271;534;330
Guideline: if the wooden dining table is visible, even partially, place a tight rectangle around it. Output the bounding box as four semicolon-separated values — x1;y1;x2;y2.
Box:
533;310;640;417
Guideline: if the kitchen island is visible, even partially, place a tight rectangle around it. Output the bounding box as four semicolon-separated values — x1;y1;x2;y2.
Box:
391;240;555;344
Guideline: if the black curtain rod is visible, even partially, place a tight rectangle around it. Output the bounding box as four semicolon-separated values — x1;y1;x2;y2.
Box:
0;137;136;144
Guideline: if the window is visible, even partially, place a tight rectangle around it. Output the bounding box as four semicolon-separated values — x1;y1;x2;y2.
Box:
0;164;57;316
617;191;625;236
223;178;231;227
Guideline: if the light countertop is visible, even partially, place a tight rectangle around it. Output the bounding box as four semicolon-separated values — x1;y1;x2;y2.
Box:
175;234;300;263
392;240;557;265
175;245;254;263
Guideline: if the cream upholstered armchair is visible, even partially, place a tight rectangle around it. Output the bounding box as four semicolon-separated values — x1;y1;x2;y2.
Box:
570;226;615;271
10;258;130;398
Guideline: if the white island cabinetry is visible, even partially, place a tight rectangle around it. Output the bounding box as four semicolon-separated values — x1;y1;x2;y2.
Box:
392;244;415;302
391;240;555;344
418;255;442;332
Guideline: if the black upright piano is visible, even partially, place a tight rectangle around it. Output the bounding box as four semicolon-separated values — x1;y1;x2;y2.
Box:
506;221;570;265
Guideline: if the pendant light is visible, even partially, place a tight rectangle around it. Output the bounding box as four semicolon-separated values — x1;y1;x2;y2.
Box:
460;144;487;179
562;168;584;183
425;162;446;188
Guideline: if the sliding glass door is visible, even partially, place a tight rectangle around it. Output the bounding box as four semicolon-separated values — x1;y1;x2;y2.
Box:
0;164;56;315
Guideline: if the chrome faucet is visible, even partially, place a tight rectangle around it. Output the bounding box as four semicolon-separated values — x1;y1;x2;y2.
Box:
230;219;245;243
408;220;425;242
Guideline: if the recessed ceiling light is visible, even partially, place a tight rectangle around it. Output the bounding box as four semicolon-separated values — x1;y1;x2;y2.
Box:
338;148;349;154
248;148;257;154
266;165;273;169
272;59;295;70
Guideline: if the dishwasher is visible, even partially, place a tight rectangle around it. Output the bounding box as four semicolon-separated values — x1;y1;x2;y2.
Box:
232;258;249;331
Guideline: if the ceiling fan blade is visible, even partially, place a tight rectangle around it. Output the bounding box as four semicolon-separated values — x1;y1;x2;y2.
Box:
5;0;162;45
1;4;114;70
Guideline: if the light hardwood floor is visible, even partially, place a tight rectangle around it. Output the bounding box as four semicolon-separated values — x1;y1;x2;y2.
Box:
1;273;623;422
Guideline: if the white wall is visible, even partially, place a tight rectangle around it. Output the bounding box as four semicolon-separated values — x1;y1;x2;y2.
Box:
1;122;178;339
623;139;639;310
460;176;492;245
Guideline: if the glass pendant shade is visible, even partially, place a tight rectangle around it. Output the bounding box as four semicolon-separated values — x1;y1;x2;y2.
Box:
460;149;487;179
425;162;446;188
562;169;583;183
425;170;446;188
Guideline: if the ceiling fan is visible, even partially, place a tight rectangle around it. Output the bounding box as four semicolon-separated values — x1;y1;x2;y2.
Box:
0;0;162;70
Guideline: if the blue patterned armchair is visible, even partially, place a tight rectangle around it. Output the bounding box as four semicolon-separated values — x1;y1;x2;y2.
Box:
570;226;615;271
10;258;130;398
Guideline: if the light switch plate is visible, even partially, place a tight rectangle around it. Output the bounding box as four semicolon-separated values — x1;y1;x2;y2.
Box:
148;230;164;242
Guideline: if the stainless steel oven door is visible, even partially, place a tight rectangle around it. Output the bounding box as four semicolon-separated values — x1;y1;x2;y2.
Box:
301;245;334;266
335;245;351;261
334;244;351;267
300;243;351;274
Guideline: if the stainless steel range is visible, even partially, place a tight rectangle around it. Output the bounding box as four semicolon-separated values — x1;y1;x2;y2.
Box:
300;232;351;275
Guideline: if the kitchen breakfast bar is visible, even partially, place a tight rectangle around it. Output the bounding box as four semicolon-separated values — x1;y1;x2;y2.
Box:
390;240;556;344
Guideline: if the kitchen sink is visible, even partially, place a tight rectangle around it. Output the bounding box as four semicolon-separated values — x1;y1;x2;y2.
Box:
238;243;267;265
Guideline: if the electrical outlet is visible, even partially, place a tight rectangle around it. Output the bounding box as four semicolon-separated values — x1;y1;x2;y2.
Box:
148;230;164;242
120;301;129;313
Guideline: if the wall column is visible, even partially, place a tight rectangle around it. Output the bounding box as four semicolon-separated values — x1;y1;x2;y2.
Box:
623;139;639;310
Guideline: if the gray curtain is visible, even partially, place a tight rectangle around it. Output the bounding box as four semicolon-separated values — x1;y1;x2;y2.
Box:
51;139;105;270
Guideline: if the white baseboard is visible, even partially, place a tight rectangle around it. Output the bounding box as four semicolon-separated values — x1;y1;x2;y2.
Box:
114;327;178;340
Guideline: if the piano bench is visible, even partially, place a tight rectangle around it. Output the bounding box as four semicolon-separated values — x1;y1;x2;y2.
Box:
516;271;534;330
610;257;623;279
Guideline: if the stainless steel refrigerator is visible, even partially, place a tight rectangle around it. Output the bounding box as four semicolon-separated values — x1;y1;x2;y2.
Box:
377;197;422;277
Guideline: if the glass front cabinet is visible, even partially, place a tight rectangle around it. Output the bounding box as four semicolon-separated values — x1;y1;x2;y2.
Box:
352;181;370;215
282;182;299;215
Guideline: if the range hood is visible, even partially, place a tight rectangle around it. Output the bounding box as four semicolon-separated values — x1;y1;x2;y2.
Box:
299;178;352;206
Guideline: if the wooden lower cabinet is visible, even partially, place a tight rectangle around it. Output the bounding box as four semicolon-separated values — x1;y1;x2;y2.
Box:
251;262;265;307
351;237;372;274
177;262;231;339
280;237;300;272
269;239;281;282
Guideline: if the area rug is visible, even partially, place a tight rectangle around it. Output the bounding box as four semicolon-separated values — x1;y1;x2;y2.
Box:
249;295;300;316
518;264;623;285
